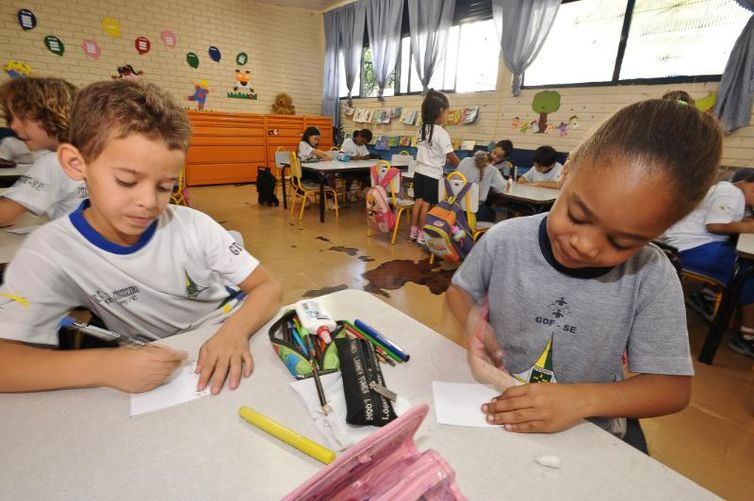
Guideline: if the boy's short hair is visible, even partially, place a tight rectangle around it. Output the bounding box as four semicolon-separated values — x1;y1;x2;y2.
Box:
533;145;558;167
495;139;513;156
69;80;191;161
732;168;754;183
357;128;373;142
0;77;76;142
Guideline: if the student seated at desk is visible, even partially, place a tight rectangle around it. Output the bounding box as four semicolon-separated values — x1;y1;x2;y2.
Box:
456;151;507;222
662;168;754;358
517;145;563;188
0;77;87;226
340;129;372;160
447;99;722;452
298;126;333;162
490;139;513;179
0;80;282;395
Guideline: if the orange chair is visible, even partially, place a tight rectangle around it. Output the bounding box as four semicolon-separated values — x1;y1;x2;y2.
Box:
289;152;339;222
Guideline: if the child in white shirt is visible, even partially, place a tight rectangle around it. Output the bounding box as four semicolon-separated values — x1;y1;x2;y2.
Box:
518;145;563;188
456;151;507;222
339;129;372;160
297;126;333;162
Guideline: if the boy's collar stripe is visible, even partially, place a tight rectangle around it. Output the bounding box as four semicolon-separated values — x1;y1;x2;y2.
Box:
68;199;158;255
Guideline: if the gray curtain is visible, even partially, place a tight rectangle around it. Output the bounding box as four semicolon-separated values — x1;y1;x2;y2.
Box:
408;0;455;93
714;1;754;134
322;9;341;125
492;0;561;96
366;0;404;101
341;1;367;106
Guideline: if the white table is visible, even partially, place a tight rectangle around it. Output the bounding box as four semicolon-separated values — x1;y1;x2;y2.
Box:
494;183;560;214
0;212;44;265
301;159;379;222
0;290;713;500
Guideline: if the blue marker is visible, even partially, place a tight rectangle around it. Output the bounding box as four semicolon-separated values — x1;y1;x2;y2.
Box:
354;320;409;362
59;316;147;346
289;321;309;357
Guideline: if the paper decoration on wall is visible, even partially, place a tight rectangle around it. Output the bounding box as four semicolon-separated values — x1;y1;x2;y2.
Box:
134;36;151;55
344;106;355;116
160;30;177;48
236;52;248;66
101;17;121;38
112;64;143;80
374;136;389;150
410;136;418;147
451;138;462;150
696;92;717;112
375;109;391;124
399;136;411;147
227;70;258;100
460;140;476;151
3;60;32;79
532;90;561;134
186;52;199;68
44;36;65;56
17;9;37;31
391;107;402;119
388;136;399;147
462;107;479;124
208;46;221;62
364;110;374;123
188;80;209;110
446;109;462;125
82;39;101;59
402;110;417;125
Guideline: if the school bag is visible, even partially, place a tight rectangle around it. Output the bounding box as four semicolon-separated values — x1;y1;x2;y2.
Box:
423;178;475;263
366;165;400;233
256;166;279;207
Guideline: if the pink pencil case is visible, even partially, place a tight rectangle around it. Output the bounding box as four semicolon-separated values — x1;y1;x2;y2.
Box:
283;404;467;501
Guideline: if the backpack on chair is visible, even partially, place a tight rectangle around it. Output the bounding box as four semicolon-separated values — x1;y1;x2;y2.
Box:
257;166;280;207
423;177;475;263
366;165;400;233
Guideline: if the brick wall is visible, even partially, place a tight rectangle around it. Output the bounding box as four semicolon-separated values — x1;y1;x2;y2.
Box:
340;65;753;168
0;0;324;115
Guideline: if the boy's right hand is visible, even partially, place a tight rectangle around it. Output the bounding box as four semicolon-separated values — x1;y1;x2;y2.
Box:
101;345;187;393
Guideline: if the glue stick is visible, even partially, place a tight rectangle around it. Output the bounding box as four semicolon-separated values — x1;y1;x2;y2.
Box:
294;300;336;345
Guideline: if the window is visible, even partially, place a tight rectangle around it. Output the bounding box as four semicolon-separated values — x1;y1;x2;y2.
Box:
524;0;750;88
337;52;361;98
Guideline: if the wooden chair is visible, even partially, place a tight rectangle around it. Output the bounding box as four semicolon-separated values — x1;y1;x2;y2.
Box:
289;152;339;222
170;167;190;206
366;161;415;245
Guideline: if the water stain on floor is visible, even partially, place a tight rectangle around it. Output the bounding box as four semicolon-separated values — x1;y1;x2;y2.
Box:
315;236;331;242
329;246;359;256
358;256;375;262
361;258;454;297
302;284;349;298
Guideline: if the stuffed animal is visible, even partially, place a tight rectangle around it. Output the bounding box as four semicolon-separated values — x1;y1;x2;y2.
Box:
272;93;295;115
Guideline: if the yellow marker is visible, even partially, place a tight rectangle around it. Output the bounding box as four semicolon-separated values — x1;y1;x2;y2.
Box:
238;406;336;464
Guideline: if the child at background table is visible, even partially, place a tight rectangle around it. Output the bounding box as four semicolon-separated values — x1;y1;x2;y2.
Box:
340;129;372;160
410;90;459;245
298;126;333;162
447;99;722;453
456;151;507;223
490;140;514;179
0;80;282;395
0;77;87;226
663;168;754;358
518;145;562;188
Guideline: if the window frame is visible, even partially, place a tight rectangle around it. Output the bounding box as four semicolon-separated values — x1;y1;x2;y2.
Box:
521;0;731;90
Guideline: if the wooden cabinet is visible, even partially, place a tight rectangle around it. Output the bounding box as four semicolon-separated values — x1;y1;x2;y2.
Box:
185;111;333;186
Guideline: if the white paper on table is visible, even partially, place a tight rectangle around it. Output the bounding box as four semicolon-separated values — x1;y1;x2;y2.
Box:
4;225;41;235
432;381;502;428
130;365;209;417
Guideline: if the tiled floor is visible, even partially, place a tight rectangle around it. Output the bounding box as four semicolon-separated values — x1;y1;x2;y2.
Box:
191;183;754;500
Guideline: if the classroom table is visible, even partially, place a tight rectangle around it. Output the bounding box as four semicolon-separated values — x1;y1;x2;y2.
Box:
0;212;45;266
699;233;754;364
0;289;714;500
492;182;560;215
301;159;378;222
0;163;30;187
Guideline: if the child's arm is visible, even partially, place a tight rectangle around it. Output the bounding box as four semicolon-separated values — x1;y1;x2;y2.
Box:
446;152;460;168
482;373;691;433
312;149;333;160
532;181;560;189
0;339;187;393
706;219;754;234
195;265;282;394
0;198;29;227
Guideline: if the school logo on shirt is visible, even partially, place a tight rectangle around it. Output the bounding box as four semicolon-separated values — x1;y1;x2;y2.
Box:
76;185;89;199
185;271;208;299
15;175;47;192
515;336;556;384
89;286;140;307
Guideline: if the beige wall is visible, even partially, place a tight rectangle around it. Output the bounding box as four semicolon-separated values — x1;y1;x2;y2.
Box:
341;64;753;168
0;0;324;115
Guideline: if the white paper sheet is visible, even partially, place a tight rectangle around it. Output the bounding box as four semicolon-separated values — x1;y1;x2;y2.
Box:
432;381;502;428
130;365;209;417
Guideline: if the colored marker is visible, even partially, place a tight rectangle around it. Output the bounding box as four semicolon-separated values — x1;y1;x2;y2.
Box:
354;320;410;362
238;406;336;464
289;322;309;357
59;316;146;346
343;322;401;364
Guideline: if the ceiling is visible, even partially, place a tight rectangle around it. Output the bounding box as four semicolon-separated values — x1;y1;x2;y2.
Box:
250;0;345;11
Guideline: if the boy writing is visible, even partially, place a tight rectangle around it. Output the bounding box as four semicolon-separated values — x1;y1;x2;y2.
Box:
0;77;87;226
0;80;282;395
518;145;563;188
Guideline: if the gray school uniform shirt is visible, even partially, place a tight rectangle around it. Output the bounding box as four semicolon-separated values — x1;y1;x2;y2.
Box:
452;213;693;433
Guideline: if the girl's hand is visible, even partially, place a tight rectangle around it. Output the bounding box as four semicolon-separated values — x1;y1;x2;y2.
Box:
102;345;187;393
196;327;253;394
482;383;587;433
465;304;518;392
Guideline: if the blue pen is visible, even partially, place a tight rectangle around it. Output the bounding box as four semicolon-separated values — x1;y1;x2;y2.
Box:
354;319;410;362
59;316;147;346
289;321;309;357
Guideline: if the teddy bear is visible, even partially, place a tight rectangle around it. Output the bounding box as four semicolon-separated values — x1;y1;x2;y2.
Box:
272;93;295;115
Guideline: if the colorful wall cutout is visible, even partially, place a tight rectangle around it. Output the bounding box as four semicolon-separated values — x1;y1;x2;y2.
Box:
101;17;121;38
44;35;65;56
17;9;37;31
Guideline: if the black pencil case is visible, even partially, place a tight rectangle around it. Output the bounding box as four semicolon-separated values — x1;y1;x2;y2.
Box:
335;337;397;427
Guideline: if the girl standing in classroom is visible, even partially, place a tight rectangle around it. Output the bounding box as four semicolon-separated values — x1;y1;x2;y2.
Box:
410;90;459;245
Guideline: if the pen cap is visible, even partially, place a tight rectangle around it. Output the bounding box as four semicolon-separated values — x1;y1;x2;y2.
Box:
316;325;332;344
